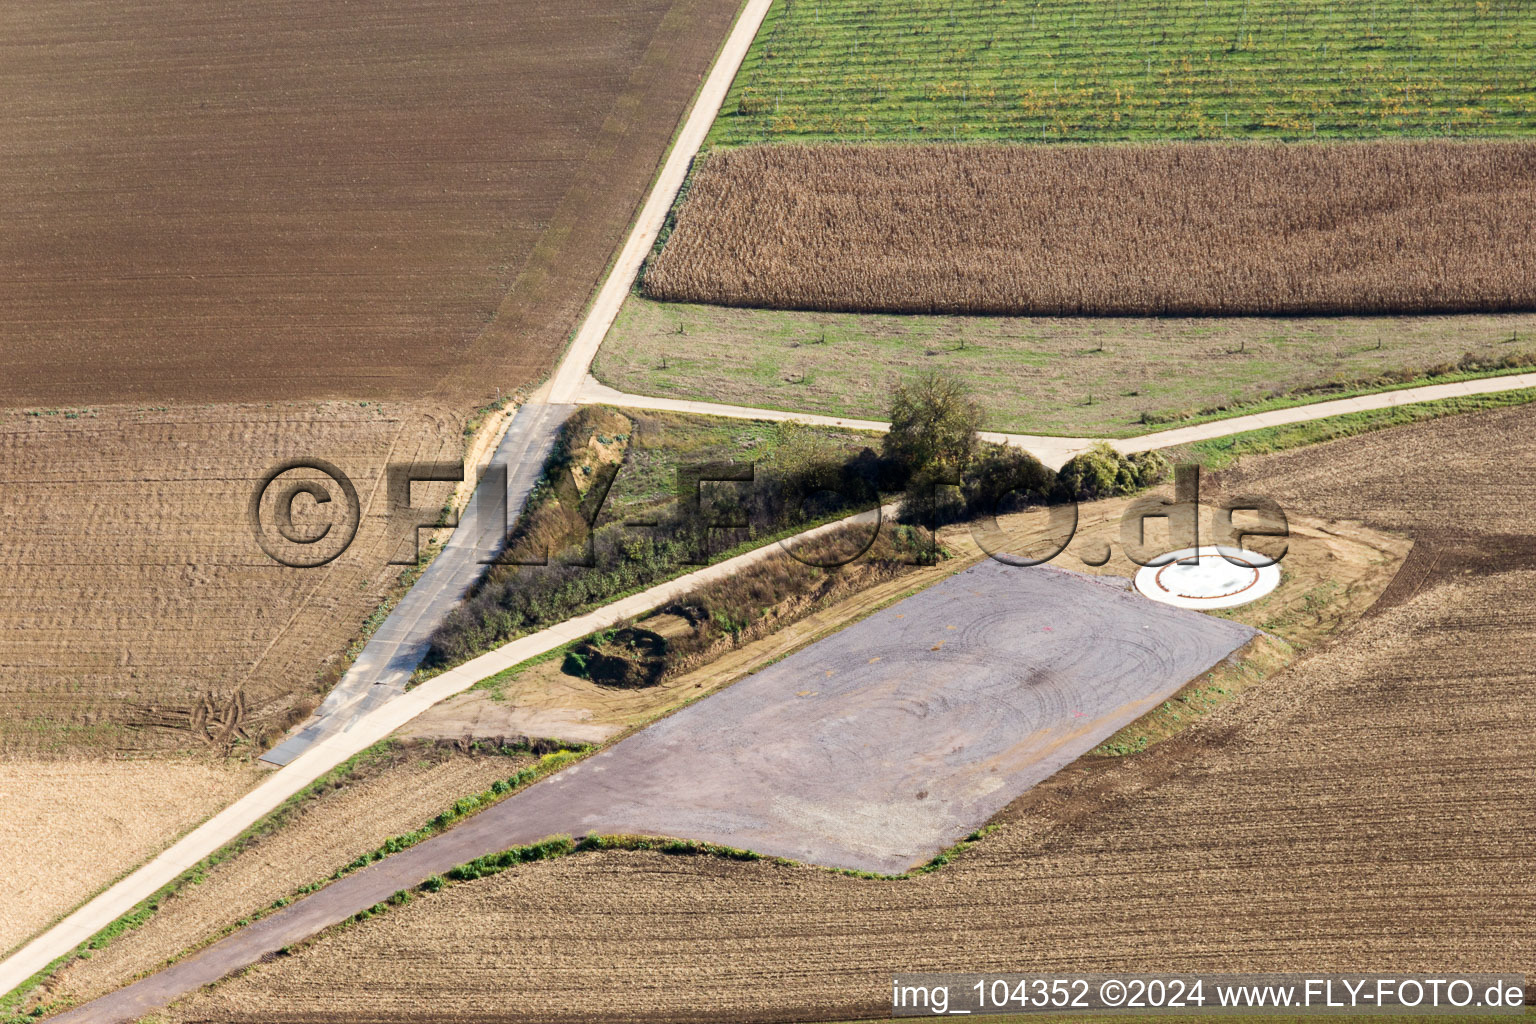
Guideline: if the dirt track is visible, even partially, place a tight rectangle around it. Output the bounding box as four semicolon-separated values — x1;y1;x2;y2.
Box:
148;403;1536;1023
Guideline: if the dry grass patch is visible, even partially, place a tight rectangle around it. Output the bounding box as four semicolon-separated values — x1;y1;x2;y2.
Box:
645;141;1536;317
0;757;260;957
595;294;1536;436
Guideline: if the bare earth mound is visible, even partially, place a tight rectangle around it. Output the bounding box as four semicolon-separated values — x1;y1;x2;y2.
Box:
644;141;1536;317
161;404;1536;1022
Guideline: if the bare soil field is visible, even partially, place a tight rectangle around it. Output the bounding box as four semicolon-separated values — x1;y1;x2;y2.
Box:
643;141;1536;317
0;0;741;408
595;295;1536;435
0;401;462;758
157;404;1536;1022
0;0;743;766
27;744;530;1017
0;758;259;958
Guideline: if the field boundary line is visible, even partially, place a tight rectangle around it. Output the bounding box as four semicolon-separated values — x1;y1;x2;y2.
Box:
546;0;774;404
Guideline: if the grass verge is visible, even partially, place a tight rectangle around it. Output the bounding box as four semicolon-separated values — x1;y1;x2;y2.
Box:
594;295;1536;437
1174;387;1536;469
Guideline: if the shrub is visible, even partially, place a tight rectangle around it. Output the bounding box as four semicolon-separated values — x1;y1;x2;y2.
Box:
962;443;1054;515
1054;443;1170;502
900;441;1054;527
425;416;888;669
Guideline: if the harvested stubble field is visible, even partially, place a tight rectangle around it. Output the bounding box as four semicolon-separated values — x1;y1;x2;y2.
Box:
0;401;463;760
596;296;1536;435
27;744;533;1018
0;758;260;958
0;0;741;762
643;141;1536;318
160;404;1536;1022
709;0;1536;144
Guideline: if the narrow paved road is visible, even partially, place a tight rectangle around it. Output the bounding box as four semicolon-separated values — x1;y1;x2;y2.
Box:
0;0;775;1000
578;371;1536;470
47;559;1254;1024
262;401;572;765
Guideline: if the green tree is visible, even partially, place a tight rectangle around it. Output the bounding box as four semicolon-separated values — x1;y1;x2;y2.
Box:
882;370;983;478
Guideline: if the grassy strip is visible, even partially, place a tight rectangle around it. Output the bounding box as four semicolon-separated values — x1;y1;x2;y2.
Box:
595;294;1536;438
1129;362;1536;435
315;821;1005;949
323;747;587;884
1177;387;1536;470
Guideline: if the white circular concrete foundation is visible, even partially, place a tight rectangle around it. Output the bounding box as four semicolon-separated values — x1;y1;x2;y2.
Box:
1134;545;1280;610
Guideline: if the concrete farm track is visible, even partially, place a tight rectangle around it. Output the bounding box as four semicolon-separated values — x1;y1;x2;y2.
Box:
46;561;1258;1024
577;371;1536;470
9;0;1536;1010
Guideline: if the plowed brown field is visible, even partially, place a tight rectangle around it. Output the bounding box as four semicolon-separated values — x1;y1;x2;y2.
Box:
0;0;739;408
0;0;742;761
160;403;1536;1023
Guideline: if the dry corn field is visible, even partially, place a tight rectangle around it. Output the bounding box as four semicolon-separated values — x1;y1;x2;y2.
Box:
643;141;1536;317
161;403;1536;1023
